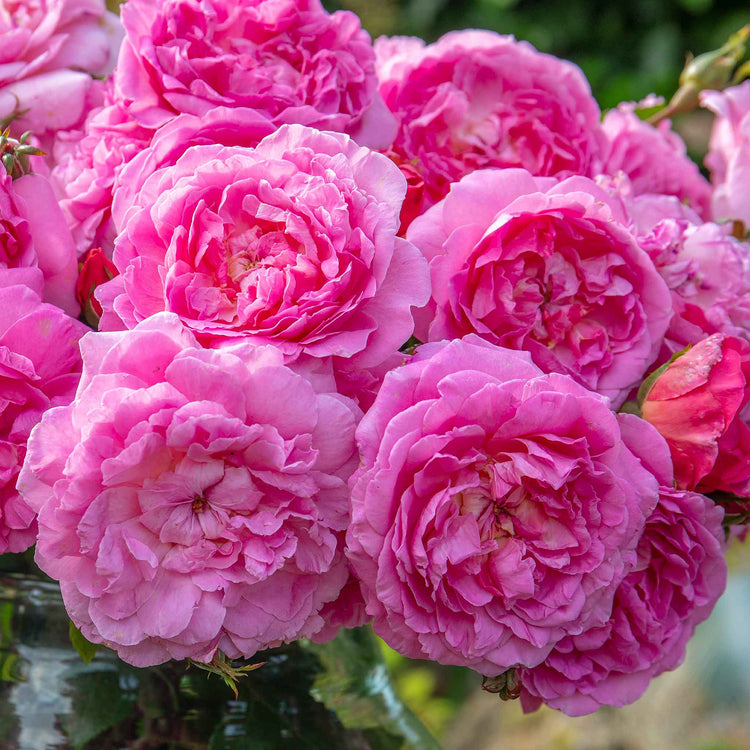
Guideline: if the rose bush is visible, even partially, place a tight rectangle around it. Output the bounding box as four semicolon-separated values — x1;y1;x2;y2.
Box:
18;312;361;665
114;0;395;148
0;270;86;553
408;168;672;407
98;125;430;377
346;337;662;675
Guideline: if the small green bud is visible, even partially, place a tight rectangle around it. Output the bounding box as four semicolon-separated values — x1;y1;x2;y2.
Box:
650;25;749;124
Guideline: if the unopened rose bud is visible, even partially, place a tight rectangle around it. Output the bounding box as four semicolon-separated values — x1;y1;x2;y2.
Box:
641;334;750;491
76;247;119;326
650;25;749;124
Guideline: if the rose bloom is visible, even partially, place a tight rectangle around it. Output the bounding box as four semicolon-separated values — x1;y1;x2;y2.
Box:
601;103;712;219
519;484;726;716
114;0;395;149
408;168;672;408
98;125;430;375
18;312;361;666
1;167;79;315
0;0;122;136
626;192;750;355
111;106;276;232
346;337;662;674
641;333;750;495
51;90;152;260
375;31;606;224
702;81;750;227
0;268;86;553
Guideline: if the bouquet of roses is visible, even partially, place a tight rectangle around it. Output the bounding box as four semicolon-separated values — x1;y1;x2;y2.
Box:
1;0;749;718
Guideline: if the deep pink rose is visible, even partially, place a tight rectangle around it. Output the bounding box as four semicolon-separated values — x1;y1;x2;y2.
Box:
18;312;360;666
0;0;122;136
519;482;726;716
0;270;86;553
114;0;395;149
601;103;712;219
702;82;750;227
1;168;79;315
51;93;151;260
408;168;672;408
641;334;750;492
98;125;430;375
346;337;661;674
375;31;605;224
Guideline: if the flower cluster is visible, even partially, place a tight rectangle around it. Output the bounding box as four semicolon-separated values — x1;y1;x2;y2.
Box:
0;0;747;719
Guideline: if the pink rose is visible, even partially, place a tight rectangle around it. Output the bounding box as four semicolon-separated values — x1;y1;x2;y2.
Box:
51;92;151;259
408;168;672;408
98;125;430;376
114;0;395;149
617;190;750;357
641;334;750;492
0;270;86;553
702;81;750;227
1;168;79;315
111;106;276;233
601;103;712;219
519;483;726;715
346;337;661;674
0;0;122;136
375;31;605;224
18;312;361;666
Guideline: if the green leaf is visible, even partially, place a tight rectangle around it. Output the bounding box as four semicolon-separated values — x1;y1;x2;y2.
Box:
68;621;99;664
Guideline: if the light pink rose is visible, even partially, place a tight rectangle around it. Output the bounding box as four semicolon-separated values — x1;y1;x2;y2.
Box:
519;482;726;715
347;337;662;675
702;81;750;227
408;168;672;408
620;192;750;355
18;312;361;666
375;30;606;225
1;168;79;315
98;125;430;376
0;0;122;136
51;91;151;260
0;269;86;553
114;0;395;149
601;103;712;219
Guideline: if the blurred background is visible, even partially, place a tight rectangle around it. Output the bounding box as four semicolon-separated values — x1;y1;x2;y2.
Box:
323;2;750;747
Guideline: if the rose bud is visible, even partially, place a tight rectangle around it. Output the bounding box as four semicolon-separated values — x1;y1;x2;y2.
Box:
641;333;750;492
76;246;118;325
